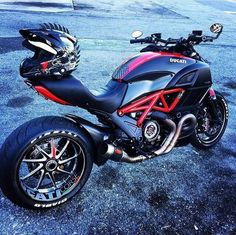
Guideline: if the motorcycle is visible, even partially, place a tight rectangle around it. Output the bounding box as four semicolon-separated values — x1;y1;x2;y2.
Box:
0;23;228;209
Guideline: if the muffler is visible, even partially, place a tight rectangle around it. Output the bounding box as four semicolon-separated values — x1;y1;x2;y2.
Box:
102;114;197;163
102;144;146;163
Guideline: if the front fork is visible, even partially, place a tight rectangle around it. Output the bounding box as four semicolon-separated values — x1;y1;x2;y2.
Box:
207;88;221;123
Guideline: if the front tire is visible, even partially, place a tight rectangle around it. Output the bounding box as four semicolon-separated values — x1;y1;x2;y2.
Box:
190;91;228;149
0;116;94;209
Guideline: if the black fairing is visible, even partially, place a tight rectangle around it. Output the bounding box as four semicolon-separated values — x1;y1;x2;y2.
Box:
169;61;212;107
167;61;212;88
29;75;127;113
114;53;212;107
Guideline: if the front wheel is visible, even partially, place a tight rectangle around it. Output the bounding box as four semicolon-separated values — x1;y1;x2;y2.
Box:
0;116;94;209
190;91;228;149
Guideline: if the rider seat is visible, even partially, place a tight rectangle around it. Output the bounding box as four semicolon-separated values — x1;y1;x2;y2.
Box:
37;75;127;113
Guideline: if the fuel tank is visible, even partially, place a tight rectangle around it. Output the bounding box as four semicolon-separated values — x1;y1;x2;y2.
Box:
112;52;212;106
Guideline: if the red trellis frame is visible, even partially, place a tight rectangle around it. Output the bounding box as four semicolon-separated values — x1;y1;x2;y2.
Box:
118;88;185;127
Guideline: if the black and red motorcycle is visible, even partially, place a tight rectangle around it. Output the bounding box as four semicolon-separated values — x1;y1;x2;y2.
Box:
0;23;228;209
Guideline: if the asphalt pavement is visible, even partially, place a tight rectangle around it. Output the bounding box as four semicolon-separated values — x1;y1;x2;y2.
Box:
0;0;235;234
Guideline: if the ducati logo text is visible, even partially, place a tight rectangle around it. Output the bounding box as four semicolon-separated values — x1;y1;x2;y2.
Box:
170;58;187;64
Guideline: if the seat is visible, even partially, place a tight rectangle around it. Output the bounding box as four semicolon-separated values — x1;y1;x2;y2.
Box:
38;75;128;113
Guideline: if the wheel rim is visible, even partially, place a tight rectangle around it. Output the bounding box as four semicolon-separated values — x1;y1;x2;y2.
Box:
196;100;226;144
18;134;85;202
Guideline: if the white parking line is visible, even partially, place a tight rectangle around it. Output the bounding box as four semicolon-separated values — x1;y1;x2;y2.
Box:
225;0;236;3
0;0;74;12
224;11;236;14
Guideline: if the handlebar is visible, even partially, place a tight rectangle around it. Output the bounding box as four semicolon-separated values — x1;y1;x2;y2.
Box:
202;35;214;42
130;32;220;46
130;37;180;45
130;25;223;61
130;38;146;44
130;37;152;44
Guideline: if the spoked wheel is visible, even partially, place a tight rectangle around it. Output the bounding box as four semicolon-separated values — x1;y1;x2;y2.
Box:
0;116;93;209
19;135;86;203
191;91;228;149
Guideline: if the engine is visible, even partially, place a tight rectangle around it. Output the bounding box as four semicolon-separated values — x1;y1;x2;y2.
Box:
141;119;168;152
143;120;161;142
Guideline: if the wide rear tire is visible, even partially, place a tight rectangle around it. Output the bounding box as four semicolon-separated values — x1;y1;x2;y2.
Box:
0;116;94;209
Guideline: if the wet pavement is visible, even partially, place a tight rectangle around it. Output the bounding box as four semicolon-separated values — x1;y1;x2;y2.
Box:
0;0;235;234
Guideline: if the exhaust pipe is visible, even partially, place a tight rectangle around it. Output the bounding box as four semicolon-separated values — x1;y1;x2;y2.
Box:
103;114;196;163
102;144;146;163
164;114;196;154
149;114;196;158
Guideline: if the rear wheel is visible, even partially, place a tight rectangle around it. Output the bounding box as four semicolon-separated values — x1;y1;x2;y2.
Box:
0;116;94;209
190;91;228;149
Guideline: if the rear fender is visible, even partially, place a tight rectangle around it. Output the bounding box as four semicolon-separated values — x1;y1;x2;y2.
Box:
64;114;110;166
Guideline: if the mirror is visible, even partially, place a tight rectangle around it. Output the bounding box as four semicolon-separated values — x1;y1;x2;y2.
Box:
131;30;143;39
210;23;223;33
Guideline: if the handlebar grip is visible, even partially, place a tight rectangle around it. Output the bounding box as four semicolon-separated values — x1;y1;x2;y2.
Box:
202;36;214;42
130;38;147;44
